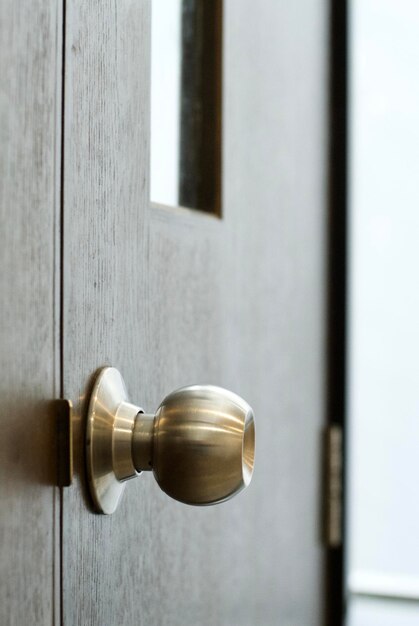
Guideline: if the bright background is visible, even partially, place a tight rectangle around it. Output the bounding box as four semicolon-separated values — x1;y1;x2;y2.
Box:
347;0;419;624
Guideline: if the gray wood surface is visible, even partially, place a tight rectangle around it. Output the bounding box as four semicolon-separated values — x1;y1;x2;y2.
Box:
63;1;328;624
0;2;62;624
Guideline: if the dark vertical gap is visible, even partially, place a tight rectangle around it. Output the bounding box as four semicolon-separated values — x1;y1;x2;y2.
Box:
325;0;347;625
179;0;222;214
59;1;67;625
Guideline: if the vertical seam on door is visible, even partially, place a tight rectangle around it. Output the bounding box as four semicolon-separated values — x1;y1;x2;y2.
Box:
59;1;67;625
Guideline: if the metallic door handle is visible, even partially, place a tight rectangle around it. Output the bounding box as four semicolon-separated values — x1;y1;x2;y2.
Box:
86;367;255;514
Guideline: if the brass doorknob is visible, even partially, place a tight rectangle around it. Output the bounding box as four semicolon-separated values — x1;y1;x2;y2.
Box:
86;367;255;514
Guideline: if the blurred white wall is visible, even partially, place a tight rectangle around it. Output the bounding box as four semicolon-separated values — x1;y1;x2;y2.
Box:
347;0;419;624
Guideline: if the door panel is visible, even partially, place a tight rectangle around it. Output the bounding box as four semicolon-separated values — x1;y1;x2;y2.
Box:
0;2;62;624
63;1;328;624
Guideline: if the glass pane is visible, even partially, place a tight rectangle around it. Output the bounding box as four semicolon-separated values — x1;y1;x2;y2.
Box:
150;0;222;213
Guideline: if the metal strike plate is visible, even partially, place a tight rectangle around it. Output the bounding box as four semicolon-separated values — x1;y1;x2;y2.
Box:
56;399;73;487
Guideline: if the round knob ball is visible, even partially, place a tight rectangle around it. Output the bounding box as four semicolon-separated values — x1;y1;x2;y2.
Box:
152;385;255;505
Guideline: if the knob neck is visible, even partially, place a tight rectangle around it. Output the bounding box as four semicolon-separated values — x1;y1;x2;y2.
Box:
113;401;141;481
132;413;155;472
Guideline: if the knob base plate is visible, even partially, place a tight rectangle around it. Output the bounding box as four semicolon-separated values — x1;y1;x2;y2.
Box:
86;367;139;514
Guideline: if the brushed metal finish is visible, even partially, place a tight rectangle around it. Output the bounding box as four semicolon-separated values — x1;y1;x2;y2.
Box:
132;412;154;471
149;385;255;505
86;368;140;514
87;368;255;513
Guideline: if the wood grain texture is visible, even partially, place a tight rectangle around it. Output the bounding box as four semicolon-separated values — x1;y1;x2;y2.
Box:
0;2;62;624
63;1;328;624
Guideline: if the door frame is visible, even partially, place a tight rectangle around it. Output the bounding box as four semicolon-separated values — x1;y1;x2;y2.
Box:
325;1;348;624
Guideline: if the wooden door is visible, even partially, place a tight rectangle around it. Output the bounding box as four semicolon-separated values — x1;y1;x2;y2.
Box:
1;1;329;624
0;2;61;624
